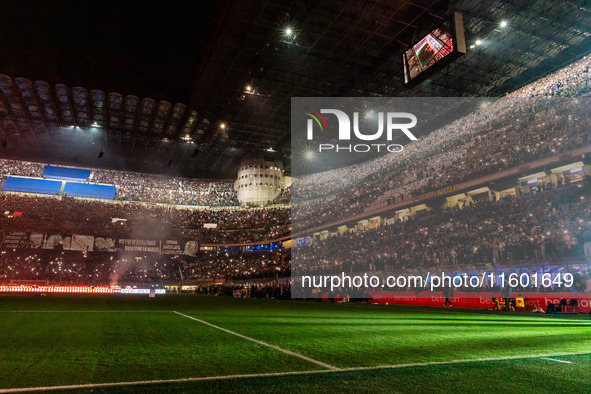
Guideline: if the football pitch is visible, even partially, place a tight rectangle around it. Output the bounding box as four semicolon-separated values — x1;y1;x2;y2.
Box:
1;295;590;393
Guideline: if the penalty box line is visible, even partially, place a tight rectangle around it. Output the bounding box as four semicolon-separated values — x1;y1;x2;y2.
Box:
172;310;340;371
1;350;589;393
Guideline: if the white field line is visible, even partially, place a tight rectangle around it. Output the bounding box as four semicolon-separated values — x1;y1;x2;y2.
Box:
540;358;573;364
0;311;169;313
172;310;339;370
1;350;589;393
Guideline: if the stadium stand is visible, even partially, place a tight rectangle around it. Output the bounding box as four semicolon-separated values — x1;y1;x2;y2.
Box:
0;159;239;206
0;248;290;286
296;177;591;273
4;3;591;393
0;194;290;244
292;54;591;230
1;36;591;290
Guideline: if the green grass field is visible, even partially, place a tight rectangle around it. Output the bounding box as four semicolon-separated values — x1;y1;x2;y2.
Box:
0;295;590;393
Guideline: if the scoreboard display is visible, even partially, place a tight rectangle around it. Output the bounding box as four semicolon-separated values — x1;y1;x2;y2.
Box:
403;12;466;87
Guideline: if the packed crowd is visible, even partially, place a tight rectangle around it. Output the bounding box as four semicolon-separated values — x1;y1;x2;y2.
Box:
1;52;591;290
0;160;45;180
212;283;292;300
0;194;290;244
180;250;290;281
0;248;290;286
295;177;591;275
273;187;291;204
292;54;591;230
0;159;240;206
91;169;239;206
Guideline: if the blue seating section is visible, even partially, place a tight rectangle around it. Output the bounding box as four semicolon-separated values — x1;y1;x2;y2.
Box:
63;182;116;200
43;166;91;181
2;177;62;195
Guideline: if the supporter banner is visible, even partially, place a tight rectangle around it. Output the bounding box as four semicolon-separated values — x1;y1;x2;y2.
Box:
0;232;198;256
117;238;161;253
415;185;459;202
160;239;199;256
161;239;182;255
67;234;95;251
41;234;94;251
94;236;118;252
0;232;35;249
436;185;457;196
43;234;65;249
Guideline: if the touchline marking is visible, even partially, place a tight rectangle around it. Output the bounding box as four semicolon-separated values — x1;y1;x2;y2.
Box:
1;350;589;393
0;310;169;313
172;311;339;371
0;371;326;393
540;358;573;364
2;350;590;393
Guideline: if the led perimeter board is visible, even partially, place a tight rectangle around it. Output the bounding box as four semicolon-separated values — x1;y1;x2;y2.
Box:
403;12;466;87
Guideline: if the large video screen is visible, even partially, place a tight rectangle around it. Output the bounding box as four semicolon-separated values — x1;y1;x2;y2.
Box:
403;12;465;87
405;28;453;82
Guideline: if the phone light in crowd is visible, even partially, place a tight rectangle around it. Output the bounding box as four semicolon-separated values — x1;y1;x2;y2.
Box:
284;27;293;37
220;122;226;129
475;39;482;46
527;178;538;184
500;20;508;28
364;109;375;119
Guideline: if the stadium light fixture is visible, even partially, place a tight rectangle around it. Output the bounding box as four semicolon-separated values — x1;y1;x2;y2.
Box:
281;23;298;44
303;149;316;161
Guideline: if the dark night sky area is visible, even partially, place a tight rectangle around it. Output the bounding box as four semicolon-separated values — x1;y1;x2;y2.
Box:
0;1;215;103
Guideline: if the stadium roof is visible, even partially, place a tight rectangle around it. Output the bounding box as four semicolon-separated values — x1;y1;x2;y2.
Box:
0;0;590;178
